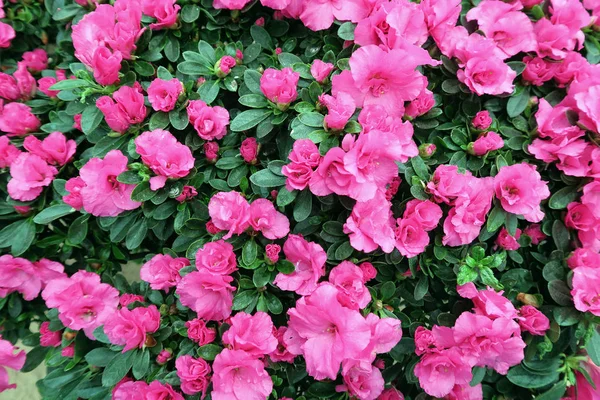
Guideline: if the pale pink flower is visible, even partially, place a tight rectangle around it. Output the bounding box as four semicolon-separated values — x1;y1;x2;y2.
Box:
222;311;278;356
260;67;299;106
0;136;21;168
140;254;189;291
471;131;504;156
39;321;62;348
79;150;141;217
310;59;334;82
472;288;519;320
273;234;326;296
518;306;550;335
405;89;435;119
23;132;76;166
495;227;521;250
414;348;472;398
403;199;443;231
321;93;356;131
142;0;180;30
338;361;384;400
571;266;600;316
269;326;295;363
0;256;64;301
298;0;369;31
332;44;436;116
329;261;371;310
146;381;184;400
344;191;396;254
494;163;550;223
7;153;58;201
286;284;371;380
147;78;183;112
176;270;235;321
395;217;430;258
104;305;161;352
21;49;48;72
248;198;290;239
211;349;273;400
186;319;216;346
175;355;211;396
195;240;237;275
0;102;41;136
208;191;250;239
42;270;119;338
62;177;85;210
0;338;26;392
187;100;230;140
453;313;525;374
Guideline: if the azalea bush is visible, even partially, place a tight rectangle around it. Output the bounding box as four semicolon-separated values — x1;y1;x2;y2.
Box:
1;0;600;399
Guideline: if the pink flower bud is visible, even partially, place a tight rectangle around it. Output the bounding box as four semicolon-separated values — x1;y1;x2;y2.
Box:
255;17;265;26
472;110;492;130
240;137;258;164
156;349;173;365
265;243;281;263
204;141;219;163
418;143;436;158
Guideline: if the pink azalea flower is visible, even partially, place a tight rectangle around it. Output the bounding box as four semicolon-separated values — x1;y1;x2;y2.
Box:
328;261;371;310
211;349;273;400
0;338;26;392
195;240;237;275
248;198;290;240
0;136;21;168
176;270;235;321
494;163;550;223
7;153;58;202
299;0;369;31
208;191;251;239
414;348;472;398
147;78;183;112
222;311;278;356
175;355;211;396
104;305;161;352
186;319;216;346
286;284;372;380
187;100;230;141
42;271;119;339
140;254;190;291
0;102;41;136
23;132;76;166
79;150;142;217
310;59;334;82
273;234;326;296
344;191;396;254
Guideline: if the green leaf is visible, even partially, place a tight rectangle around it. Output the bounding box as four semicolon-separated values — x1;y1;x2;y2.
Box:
198;80;220;104
264;291;283;314
276;187;297;207
149;111;170;131
334;241;354;260
253;266;271;287
21;346;49;373
244;69;263;94
337;22;355;40
169;108;189;130
507;86;530;118
470;367;486;387
250;25;273;50
81;105;103;134
548;280;572;306
242;240;258;265
551;220;570;252
33;204;75;224
197;41;216;64
250;169;286;187
68;214;89;245
549;186;579;210
85;348;117;368
10;219;36;256
276;260;295;274
507;365;559;389
553;307;580;326
132;350;150;380
293;189;312;222
49;79;90;91
181;4;200;22
102;350;135;387
233;291;259;310
411;156;430;180
165;36;180;62
126;218;147;250
197;344;222;361
238;94;269;109
131;182;156;202
534;382;567;400
414;276;429;301
231;109;272;132
486;206;507;233
298;112;324;128
380;282;395;300
586;329;600;367
133;61;155;77
215;157;244;170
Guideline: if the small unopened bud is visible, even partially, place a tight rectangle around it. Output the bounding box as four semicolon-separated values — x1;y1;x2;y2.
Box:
144;335;157;348
156;349;173;365
517;293;541;307
418;143;436;158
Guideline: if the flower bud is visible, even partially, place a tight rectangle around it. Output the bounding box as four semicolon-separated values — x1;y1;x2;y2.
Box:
517;293;542;308
418;143;436;158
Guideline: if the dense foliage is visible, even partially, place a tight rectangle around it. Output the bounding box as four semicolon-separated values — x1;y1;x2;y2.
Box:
0;0;600;399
